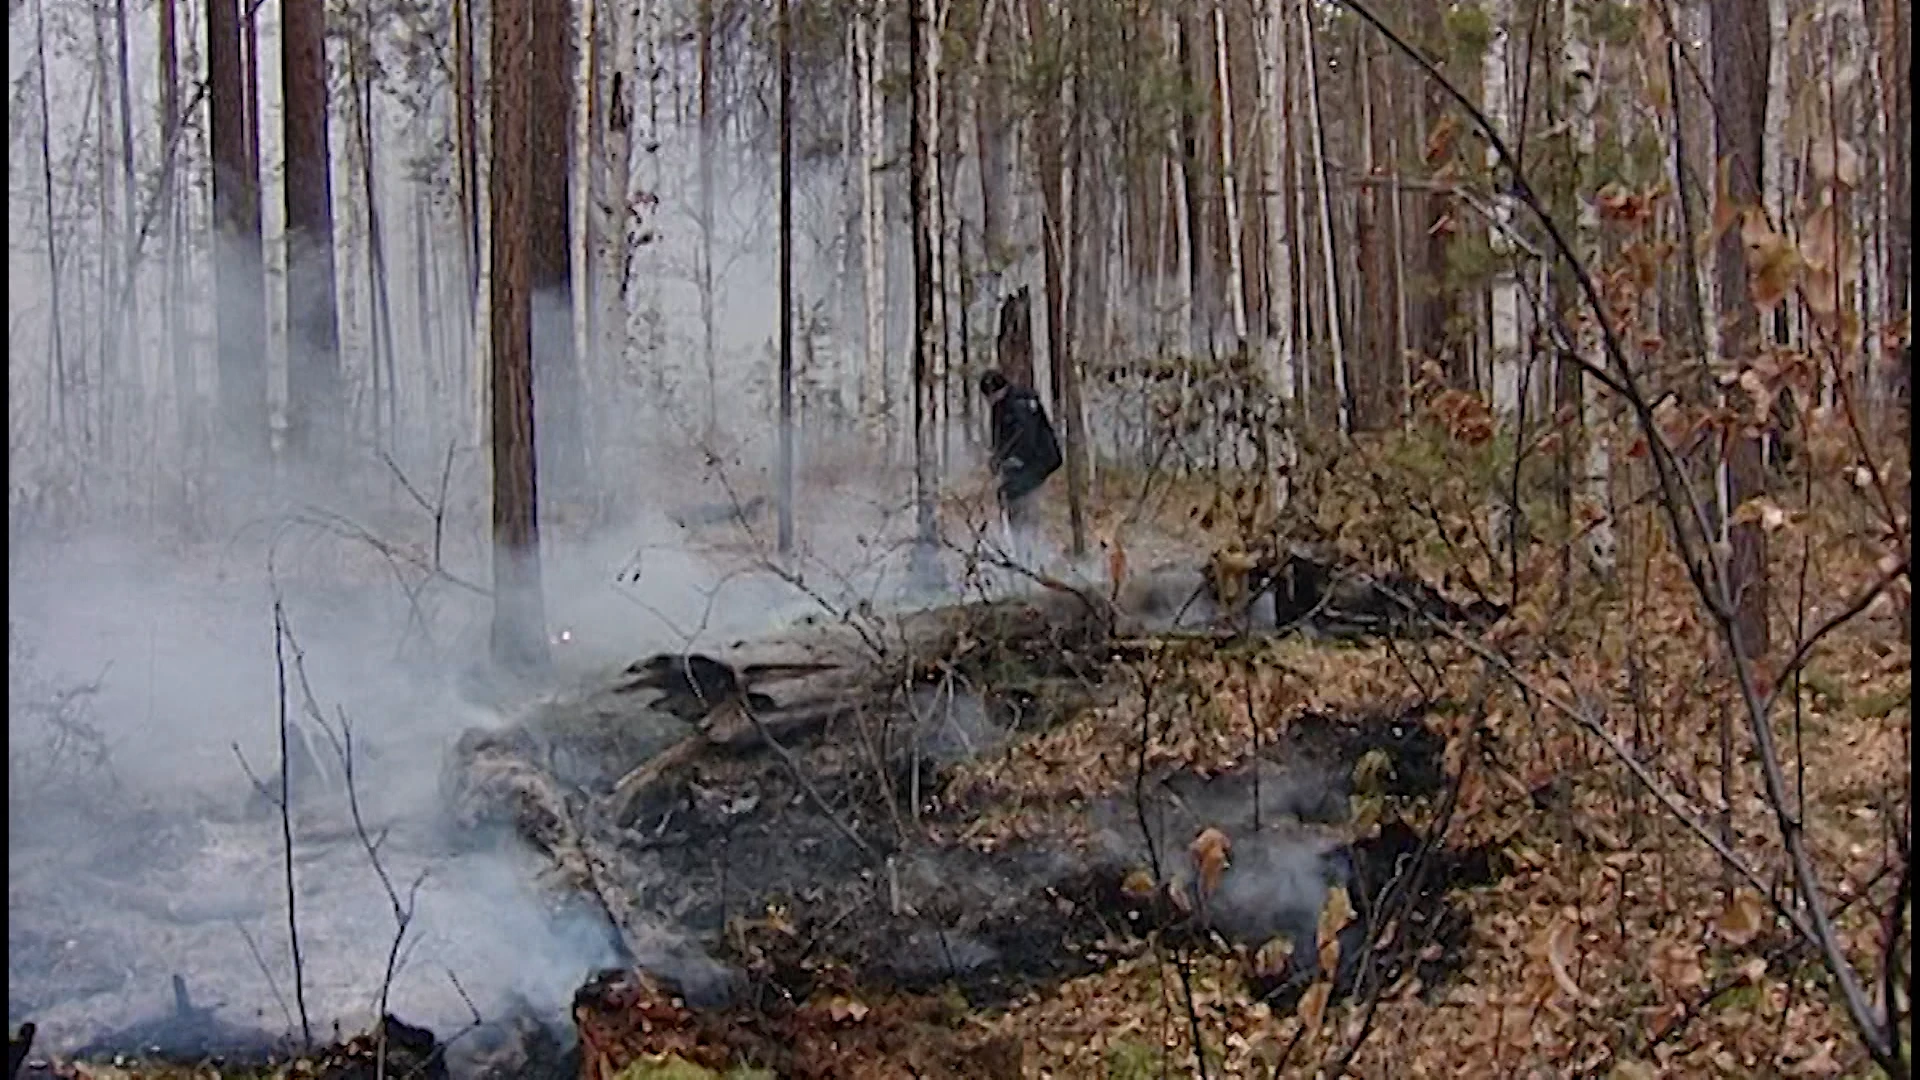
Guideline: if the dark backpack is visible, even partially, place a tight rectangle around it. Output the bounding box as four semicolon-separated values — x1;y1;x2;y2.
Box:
1030;403;1063;481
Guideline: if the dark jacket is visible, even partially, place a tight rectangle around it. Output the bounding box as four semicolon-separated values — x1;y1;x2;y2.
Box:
989;387;1062;501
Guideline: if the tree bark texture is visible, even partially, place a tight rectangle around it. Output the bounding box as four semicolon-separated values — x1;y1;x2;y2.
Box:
491;0;551;671
533;0;587;498
207;0;268;461
282;0;343;461
1710;0;1772;658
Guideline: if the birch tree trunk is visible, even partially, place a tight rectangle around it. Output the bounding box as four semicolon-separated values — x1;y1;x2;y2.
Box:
1254;0;1293;396
1213;0;1249;349
909;0;943;575
1484;0;1520;419
1566;10;1616;579
777;0;795;553
697;0;719;438
858;6;890;452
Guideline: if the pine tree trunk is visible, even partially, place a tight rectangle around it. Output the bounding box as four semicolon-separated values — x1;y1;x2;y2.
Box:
159;0;193;458
1709;0;1771;658
282;0;343;462
206;0;269;462
490;0;550;672
532;0;586;500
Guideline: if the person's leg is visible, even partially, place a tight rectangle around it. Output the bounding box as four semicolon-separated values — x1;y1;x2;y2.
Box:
1007;489;1040;569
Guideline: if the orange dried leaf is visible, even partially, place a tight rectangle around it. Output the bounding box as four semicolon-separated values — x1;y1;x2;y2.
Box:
1298;980;1332;1031
1317;884;1354;963
1189;827;1232;901
1251;936;1293;979
1543;915;1594;1005
1717;890;1767;946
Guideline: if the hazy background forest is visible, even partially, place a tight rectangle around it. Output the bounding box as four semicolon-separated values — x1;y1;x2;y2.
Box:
6;0;1910;1075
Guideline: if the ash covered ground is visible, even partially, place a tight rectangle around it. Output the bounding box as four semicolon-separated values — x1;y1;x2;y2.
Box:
5;491;974;1060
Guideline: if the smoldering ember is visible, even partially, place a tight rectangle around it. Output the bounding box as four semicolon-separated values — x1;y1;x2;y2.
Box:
5;0;1909;1077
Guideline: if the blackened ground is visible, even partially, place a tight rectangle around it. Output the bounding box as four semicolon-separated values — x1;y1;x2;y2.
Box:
597;698;1499;1024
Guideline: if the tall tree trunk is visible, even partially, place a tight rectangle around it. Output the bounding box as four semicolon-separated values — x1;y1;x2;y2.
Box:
532;0;586;499
112;0;140;455
490;0;550;671
34;0;70;445
1484;0;1521;417
997;287;1035;391
1299;0;1348;434
1255;0;1294;406
1413;2;1465;387
1213;0;1249;349
353;24;399;452
207;0;268;463
1025;0;1087;557
1176;13;1211;356
697;0;719;439
1565;5;1615;579
909;0;942;575
159;0;193;457
282;0;343;462
454;0;482;441
859;5;890;452
1709;0;1771;658
777;0;796;554
1353;30;1383;431
91;1;117;455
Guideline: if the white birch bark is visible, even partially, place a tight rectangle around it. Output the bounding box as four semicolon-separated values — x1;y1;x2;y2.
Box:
1168;12;1196;361
859;4;891;451
1213;0;1250;348
1255;0;1296;505
1567;16;1617;577
1485;0;1521;418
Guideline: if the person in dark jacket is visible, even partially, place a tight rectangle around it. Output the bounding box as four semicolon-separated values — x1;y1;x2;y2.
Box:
980;369;1063;567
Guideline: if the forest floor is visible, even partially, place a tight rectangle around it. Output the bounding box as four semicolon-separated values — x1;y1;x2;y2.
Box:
13;451;1910;1080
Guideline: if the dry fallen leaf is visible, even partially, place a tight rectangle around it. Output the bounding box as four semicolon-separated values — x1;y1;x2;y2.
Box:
1251;936;1293;979
1543;913;1595;1005
828;996;871;1023
1317;885;1354;972
1189;827;1232;902
1717;890;1767;947
1121;867;1157;900
1298;980;1332;1031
